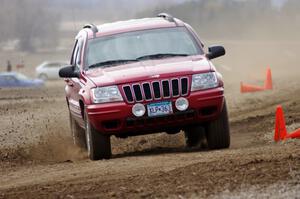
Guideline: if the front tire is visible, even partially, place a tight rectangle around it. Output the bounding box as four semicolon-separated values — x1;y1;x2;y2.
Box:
205;101;230;149
84;111;111;160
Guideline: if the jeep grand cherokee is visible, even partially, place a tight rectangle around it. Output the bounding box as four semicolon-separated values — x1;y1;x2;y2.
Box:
59;14;230;160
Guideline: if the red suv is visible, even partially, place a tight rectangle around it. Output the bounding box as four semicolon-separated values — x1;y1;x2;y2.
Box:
59;14;230;160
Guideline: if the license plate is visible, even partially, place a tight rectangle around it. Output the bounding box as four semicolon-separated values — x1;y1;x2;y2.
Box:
147;101;173;117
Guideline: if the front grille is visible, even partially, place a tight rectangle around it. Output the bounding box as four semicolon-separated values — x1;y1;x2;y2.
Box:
171;79;179;96
123;86;133;102
143;83;152;100
133;84;143;101
152;82;160;99
162;80;170;97
122;77;189;103
181;78;188;95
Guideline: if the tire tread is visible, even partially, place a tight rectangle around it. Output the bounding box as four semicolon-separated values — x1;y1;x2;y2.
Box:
206;102;230;149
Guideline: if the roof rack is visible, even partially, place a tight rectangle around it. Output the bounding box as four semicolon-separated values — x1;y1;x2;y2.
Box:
83;24;98;37
157;13;177;24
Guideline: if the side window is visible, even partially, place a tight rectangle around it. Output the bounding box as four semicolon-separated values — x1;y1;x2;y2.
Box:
47;63;59;68
76;39;83;66
4;76;17;83
70;38;83;72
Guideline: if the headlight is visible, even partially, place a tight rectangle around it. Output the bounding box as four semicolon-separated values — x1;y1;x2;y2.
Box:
92;86;123;103
191;72;219;91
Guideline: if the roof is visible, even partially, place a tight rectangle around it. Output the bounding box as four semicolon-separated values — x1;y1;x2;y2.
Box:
85;17;185;39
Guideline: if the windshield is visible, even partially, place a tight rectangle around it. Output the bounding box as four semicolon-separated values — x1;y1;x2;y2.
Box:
85;27;202;68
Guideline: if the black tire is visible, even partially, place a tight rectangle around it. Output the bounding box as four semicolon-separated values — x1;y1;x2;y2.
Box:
69;112;86;149
184;126;207;148
84;111;111;160
205;101;230;149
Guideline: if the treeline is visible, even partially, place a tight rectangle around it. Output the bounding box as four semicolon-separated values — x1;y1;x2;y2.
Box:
0;0;60;52
1;0;299;52
0;0;185;52
137;0;300;40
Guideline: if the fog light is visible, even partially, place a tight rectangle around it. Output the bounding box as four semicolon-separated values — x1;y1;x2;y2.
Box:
175;97;189;111
132;103;146;117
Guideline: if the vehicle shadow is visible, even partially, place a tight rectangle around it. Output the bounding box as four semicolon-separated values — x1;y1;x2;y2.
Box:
113;146;209;159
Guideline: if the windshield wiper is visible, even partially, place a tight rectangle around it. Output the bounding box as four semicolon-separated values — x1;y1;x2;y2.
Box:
88;54;190;69
136;53;189;61
88;59;139;69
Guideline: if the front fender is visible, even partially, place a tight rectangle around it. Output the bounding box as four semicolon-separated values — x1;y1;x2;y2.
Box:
78;87;92;105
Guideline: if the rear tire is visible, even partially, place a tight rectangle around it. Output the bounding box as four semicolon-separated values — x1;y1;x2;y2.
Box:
205;101;230;149
84;111;111;160
69;112;86;149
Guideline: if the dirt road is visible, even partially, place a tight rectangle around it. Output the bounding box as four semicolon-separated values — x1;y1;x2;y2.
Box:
0;76;300;198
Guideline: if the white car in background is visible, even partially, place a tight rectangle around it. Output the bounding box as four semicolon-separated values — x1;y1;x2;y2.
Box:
36;61;68;80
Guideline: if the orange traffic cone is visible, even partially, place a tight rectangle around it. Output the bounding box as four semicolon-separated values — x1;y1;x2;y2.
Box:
274;105;287;142
240;67;273;93
274;105;300;142
264;67;273;90
240;82;265;93
286;129;300;139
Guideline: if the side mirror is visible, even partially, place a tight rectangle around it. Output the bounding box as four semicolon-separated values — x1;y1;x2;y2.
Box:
206;45;225;60
59;65;80;78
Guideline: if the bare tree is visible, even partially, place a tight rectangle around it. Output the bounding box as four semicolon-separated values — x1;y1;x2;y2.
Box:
0;0;60;52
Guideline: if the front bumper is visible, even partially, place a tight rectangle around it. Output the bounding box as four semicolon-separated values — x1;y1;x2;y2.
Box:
86;87;224;135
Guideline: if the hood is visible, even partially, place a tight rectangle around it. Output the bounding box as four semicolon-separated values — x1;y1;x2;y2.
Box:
85;55;213;86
